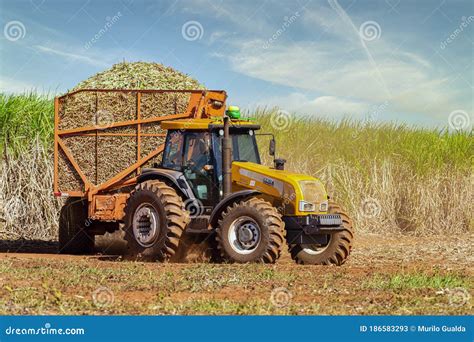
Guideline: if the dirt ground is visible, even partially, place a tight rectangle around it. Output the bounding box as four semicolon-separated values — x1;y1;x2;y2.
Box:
0;233;472;315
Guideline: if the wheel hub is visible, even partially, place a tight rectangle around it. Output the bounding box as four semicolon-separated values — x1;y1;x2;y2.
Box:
132;204;159;247
237;224;259;248
228;217;261;254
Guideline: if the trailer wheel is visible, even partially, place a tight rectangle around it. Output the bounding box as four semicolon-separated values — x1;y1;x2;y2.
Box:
216;197;285;263
123;180;187;261
58;198;95;254
288;202;354;265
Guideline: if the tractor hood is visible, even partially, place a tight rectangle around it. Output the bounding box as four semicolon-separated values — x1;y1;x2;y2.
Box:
231;161;329;215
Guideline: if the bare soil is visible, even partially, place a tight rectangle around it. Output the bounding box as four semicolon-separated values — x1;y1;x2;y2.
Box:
0;233;472;315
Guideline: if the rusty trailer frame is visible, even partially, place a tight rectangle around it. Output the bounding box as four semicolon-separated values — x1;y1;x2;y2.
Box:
53;89;227;220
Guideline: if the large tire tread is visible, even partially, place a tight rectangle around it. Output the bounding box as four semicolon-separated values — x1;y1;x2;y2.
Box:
123;180;188;261
216;197;285;263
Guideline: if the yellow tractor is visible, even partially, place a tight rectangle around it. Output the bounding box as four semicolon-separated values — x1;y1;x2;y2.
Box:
55;90;353;265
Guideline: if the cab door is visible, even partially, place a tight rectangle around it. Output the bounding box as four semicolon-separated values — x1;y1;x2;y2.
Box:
162;130;220;208
181;132;219;207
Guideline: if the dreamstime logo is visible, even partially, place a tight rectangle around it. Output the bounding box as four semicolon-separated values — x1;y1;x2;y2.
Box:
447;287;471;307
183;198;204;218
440;16;474;50
359;21;381;41
179;118;195;133
448;110;471;131
270;110;293;131
93;109;115;129
4;21;26;41
92;286;114;307
263;11;300;49
2;197;28;224
438;287;471;307
369;101;389;122
270;287;292;308
277;192;296;214
4;322;85;336
84;12;123;50
361;197;381;218
181;21;204;41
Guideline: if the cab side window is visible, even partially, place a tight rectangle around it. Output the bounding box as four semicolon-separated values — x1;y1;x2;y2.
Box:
162;131;184;170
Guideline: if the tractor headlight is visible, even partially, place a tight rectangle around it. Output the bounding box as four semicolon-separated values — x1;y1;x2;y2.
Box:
299;200;316;212
319;201;328;212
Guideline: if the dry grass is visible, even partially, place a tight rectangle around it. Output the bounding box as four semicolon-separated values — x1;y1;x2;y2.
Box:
320;162;472;235
0;140;60;240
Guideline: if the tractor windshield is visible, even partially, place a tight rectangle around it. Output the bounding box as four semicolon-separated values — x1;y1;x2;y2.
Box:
212;130;260;182
233;132;260;163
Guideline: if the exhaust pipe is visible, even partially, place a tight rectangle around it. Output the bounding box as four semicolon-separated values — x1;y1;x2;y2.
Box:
222;116;232;198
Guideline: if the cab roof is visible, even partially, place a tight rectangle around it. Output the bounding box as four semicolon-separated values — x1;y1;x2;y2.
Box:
161;118;260;130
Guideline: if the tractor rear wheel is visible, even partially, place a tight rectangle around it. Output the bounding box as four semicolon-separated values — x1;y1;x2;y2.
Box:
58;198;94;254
289;201;354;265
216;197;285;263
123;180;187;261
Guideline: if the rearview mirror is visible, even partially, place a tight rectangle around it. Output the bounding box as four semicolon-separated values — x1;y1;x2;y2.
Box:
269;138;276;156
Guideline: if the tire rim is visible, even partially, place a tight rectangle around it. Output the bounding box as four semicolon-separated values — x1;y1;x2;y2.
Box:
228;216;261;255
302;235;331;255
132;203;159;247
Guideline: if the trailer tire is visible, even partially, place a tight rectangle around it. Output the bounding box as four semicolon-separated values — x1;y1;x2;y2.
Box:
123;180;187;261
216;197;285;263
288;201;354;265
58;198;95;254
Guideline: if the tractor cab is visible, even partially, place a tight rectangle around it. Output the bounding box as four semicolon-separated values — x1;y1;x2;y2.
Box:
160;117;261;206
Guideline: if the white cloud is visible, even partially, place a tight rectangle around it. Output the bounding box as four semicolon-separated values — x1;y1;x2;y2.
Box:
207;3;468;120
33;45;108;68
0;77;61;95
208;31;229;45
180;0;274;36
251;92;371;120
304;95;370;117
0;77;39;94
223;37;463;119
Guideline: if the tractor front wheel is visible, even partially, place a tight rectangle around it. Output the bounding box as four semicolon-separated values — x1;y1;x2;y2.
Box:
288;201;354;265
216;197;285;263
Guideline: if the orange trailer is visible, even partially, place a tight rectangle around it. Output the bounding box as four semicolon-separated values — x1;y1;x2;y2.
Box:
53;89;227;221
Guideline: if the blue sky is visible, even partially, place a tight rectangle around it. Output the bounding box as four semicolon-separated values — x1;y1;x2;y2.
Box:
0;0;472;127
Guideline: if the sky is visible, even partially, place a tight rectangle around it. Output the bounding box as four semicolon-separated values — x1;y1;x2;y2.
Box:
0;0;473;128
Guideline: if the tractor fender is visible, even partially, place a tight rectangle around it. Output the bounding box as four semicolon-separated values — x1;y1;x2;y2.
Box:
137;168;196;200
209;190;261;229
